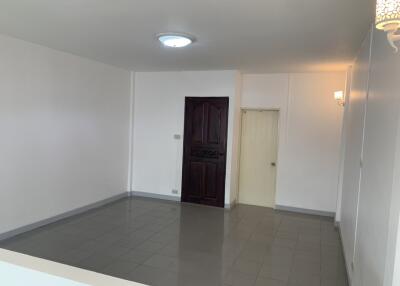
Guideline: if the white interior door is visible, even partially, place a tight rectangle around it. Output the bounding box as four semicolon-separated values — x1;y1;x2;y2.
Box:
238;110;279;208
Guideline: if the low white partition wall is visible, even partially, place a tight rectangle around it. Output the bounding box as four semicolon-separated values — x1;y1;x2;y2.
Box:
0;249;145;286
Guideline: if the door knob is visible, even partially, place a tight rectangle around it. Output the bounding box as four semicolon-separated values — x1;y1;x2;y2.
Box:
271;162;276;167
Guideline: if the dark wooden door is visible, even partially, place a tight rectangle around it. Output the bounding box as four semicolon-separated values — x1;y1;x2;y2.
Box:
181;97;229;208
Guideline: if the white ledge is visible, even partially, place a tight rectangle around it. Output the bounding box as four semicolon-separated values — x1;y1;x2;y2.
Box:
0;249;146;286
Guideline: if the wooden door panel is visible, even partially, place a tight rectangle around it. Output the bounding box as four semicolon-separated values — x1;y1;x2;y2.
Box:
188;162;204;199
204;162;218;199
207;104;222;144
191;103;205;144
182;97;229;208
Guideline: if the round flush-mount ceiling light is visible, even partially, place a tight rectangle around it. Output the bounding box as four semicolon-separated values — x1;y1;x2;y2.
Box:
157;33;195;48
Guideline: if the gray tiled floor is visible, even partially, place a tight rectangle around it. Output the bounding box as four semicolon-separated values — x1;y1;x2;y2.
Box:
0;197;348;286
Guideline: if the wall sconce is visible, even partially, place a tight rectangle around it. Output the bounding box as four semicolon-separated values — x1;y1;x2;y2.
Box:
376;0;400;52
334;91;345;107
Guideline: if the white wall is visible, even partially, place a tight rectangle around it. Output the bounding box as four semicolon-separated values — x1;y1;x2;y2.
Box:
392;213;400;286
0;34;131;234
390;114;400;285
132;71;241;205
241;72;346;213
339;26;400;286
335;66;353;223
229;73;243;203
339;33;371;276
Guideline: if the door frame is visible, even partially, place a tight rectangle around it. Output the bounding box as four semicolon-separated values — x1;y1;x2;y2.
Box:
237;108;281;208
181;97;229;208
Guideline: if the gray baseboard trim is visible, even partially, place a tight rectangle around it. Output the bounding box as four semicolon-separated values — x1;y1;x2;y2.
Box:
334;220;340;228
275;204;335;217
130;191;181;202
0;192;129;241
225;199;237;209
337;222;352;286
131;191;237;209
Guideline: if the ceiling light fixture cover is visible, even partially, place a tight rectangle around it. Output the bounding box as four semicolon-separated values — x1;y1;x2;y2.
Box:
157;33;194;48
376;0;400;52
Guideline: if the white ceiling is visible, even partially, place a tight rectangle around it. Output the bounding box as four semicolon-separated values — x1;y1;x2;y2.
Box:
0;0;375;72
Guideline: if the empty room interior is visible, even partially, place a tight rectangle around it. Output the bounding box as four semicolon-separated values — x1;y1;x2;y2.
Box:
1;0;400;286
